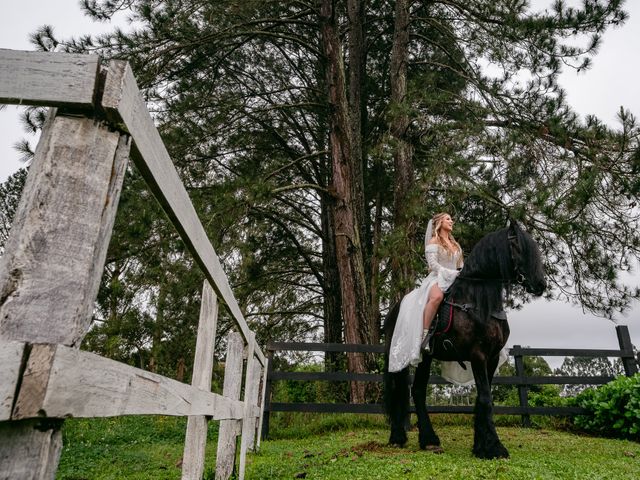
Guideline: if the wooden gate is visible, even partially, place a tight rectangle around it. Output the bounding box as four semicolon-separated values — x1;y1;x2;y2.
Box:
0;50;266;480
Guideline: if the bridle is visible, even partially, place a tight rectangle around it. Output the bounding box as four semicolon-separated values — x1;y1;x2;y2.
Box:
507;231;528;287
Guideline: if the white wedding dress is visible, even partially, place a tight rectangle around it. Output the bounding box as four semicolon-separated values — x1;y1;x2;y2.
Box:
388;243;461;372
388;243;506;385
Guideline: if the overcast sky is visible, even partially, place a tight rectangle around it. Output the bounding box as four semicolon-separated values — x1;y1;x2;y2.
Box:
1;1;638;363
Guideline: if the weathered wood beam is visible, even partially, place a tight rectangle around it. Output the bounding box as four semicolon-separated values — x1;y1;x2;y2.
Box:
2;341;249;420
255;358;269;449
0;418;63;479
0;113;130;346
0;340;25;421
182;282;218;480
245;360;262;452
0;50;99;108
238;334;257;480
100;59;266;366
216;333;245;480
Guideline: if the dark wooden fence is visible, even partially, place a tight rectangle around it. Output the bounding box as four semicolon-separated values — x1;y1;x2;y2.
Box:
262;325;638;438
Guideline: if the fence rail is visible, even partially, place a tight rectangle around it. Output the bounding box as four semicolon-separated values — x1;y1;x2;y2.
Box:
0;49;265;480
262;325;638;437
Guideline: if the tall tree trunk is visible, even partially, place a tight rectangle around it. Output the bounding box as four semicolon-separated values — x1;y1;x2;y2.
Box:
390;0;417;302
347;0;366;254
320;0;371;403
347;0;379;344
369;158;384;343
321;191;343;367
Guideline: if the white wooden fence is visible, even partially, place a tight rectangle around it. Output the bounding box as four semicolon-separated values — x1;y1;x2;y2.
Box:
0;49;268;480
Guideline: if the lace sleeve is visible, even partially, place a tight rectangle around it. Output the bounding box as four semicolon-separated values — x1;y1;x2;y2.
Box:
425;244;459;285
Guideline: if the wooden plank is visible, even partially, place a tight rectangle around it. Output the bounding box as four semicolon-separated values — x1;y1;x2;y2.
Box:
11;344;56;420
269;402;385;414
245;360;262;451
238;335;256;480
255;358;269;449
266;402;588;416
216;332;245;480
267;342;385;353
509;347;624;357
0;418;63;479
0;114;130;346
513;346;531;426
270;371;383;382
101;60;266;367
616;325;638;375
182;282;218;480
260;352;274;440
268;371;614;386
9;344;244;420
0;50;99;108
493;376;615;385
0;340;25;420
269;342;627;357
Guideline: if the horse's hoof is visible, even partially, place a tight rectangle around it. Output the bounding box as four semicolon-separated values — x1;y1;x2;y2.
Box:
473;444;509;460
389;433;407;448
419;435;441;450
423;445;444;454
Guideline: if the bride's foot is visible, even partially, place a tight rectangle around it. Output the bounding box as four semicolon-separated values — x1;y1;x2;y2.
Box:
421;329;432;353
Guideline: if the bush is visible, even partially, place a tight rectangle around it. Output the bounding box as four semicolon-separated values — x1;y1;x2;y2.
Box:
572;373;640;440
529;385;568;407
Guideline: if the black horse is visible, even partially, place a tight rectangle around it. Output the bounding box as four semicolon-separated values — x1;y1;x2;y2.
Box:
384;221;546;459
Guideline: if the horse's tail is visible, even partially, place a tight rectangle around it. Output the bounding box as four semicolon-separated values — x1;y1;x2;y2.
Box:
383;302;410;446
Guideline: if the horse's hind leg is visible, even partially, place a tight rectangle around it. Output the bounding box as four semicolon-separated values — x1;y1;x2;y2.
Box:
386;369;410;446
471;355;509;459
413;356;440;449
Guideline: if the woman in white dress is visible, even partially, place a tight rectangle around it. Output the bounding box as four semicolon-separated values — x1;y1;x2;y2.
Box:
388;212;463;373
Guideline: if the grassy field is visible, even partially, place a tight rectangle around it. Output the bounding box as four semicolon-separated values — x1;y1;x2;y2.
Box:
57;414;640;479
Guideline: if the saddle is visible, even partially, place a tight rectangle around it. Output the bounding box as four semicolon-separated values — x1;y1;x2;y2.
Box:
423;292;508;368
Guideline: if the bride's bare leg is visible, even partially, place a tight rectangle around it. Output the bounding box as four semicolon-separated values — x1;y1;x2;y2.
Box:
423;285;444;330
421;285;443;351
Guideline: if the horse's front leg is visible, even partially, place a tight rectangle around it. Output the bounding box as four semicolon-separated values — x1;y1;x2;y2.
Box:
471;355;509;459
412;356;440;449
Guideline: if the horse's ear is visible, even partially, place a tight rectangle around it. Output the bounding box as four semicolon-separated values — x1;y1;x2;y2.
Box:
507;218;519;234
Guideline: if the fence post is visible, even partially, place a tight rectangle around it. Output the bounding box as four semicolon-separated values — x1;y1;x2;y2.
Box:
261;347;275;440
256;356;269;449
238;333;257;480
0;107;130;478
181;282;218;479
246;358;262;452
512;345;531;427
215;332;244;480
615;325;638;376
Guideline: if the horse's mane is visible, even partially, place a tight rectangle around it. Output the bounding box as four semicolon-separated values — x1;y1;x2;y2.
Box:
447;227;515;323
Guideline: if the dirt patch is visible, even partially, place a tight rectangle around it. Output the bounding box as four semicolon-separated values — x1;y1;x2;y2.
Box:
335;441;393;459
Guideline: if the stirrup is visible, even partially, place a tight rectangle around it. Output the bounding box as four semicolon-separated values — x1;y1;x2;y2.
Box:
421;330;434;353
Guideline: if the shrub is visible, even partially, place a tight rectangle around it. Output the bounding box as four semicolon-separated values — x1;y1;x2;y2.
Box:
528;385;567;407
572;373;640;440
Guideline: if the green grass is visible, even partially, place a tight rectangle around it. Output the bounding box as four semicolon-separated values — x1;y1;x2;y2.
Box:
58;416;219;480
56;415;640;479
249;423;640;479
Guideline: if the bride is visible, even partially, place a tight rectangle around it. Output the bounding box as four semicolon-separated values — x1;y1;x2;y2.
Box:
388;212;463;373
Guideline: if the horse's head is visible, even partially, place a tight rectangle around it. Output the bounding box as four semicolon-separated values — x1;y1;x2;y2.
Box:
507;221;546;296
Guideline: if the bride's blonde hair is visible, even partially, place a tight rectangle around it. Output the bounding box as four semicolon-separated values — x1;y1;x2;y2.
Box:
431;212;463;266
